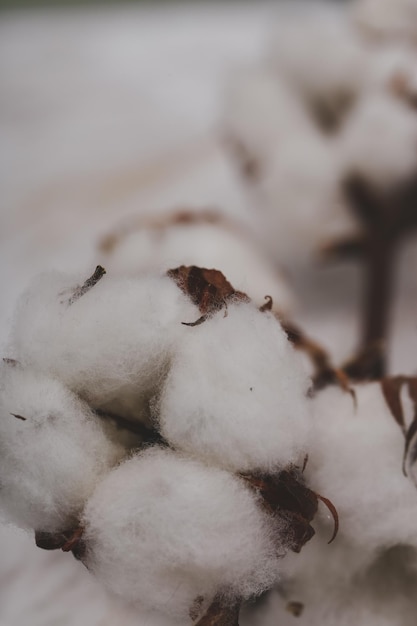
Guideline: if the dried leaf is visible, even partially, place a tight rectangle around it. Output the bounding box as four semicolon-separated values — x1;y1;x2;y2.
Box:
194;597;240;626
167;266;249;325
10;413;26;421
35;526;85;560
316;494;339;544
281;320;354;398
286;601;304;617
380;376;417;476
241;469;318;553
259;295;273;313
68;266;106;306
381;376;407;430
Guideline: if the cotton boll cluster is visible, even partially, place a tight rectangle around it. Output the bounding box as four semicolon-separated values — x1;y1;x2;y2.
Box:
82;448;282;621
0;363;125;533
2;263;322;624
11;270;199;424
159;303;311;473
99;209;294;315
222;1;417;267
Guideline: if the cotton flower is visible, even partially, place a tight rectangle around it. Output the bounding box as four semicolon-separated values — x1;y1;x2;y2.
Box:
0;363;125;533
81;447;283;621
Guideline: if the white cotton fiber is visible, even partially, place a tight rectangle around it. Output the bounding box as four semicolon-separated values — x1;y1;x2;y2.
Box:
307;383;417;560
338;92;417;190
11;270;199;424
101;213;294;315
158;303;311;473
82;448;282;621
0;364;125;533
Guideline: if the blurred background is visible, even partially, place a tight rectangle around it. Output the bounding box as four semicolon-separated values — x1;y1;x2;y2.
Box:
1;0;417;623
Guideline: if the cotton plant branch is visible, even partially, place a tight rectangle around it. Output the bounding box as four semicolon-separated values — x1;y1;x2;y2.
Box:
343;172;417;378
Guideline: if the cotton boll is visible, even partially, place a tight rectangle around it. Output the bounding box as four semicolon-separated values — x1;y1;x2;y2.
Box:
158;303;311;473
0;365;125;533
307;383;417;560
253;132;357;265
100;211;294;315
11;271;198;424
338;92;417;191
82;448;282;621
223;66;314;172
267;4;369;130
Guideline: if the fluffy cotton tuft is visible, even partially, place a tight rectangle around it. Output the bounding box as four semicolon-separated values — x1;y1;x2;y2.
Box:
11;270;199;424
307;383;417;560
158;303;311;473
82;447;282;621
0;364;125;533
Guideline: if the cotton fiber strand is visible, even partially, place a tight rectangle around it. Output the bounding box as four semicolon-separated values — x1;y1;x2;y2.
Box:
0;365;125;533
11;271;198;423
159;303;311;473
82;448;282;621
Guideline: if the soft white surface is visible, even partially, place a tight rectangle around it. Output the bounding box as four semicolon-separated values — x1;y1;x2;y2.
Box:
0;364;125;533
159;303;311;472
309;383;417;559
82;447;282;621
11;271;198;423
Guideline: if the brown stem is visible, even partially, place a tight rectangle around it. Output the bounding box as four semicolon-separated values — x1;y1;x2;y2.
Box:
361;234;397;376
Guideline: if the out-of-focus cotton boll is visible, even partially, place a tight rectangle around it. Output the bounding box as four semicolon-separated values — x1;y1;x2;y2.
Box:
353;0;417;44
0;365;125;533
223;67;313;171
223;67;357;265
308;383;417;561
100;211;294;315
11;271;198;424
338;93;417;190
267;4;369;130
158;303;311;473
82;448;282;621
